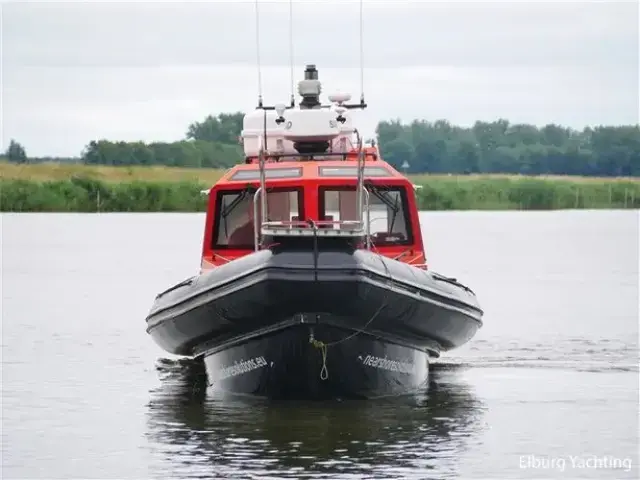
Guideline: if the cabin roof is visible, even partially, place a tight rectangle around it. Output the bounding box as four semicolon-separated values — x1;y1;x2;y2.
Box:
217;159;405;186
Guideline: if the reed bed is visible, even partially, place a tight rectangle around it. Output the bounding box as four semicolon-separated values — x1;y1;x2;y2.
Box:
1;162;637;212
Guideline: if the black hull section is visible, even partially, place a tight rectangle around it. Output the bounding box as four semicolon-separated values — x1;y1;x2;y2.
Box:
204;323;430;399
146;249;483;363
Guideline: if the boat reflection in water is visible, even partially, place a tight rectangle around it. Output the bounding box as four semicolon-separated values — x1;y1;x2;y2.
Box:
145;357;486;479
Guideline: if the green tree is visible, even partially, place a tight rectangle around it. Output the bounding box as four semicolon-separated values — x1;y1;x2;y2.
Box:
376;119;640;177
186;112;244;144
5;139;28;163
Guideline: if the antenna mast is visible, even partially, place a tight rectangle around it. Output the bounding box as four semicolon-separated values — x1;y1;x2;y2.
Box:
254;0;264;108
288;0;295;107
359;0;365;106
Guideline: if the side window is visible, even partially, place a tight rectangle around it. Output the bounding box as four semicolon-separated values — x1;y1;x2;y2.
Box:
367;189;408;244
213;189;304;248
216;192;253;247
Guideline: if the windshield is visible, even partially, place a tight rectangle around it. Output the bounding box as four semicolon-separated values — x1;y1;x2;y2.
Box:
213;188;304;249
319;186;411;245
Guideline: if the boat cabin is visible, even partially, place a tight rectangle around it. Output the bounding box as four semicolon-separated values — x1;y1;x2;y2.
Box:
199;64;427;272
200;157;426;271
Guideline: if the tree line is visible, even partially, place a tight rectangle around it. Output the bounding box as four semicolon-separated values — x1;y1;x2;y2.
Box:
378;119;639;177
4;113;639;176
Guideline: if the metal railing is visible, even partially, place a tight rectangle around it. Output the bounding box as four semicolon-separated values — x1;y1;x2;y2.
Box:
252;199;371;250
253;187;262;251
251;129;372;251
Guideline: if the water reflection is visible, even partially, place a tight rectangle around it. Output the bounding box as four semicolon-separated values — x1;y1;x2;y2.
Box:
145;358;486;479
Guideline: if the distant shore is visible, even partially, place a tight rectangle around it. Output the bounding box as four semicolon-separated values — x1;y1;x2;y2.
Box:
1;161;638;212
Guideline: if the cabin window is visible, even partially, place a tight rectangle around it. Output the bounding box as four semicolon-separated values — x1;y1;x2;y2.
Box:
319;166;391;177
230;167;302;181
319;186;413;245
212;188;304;249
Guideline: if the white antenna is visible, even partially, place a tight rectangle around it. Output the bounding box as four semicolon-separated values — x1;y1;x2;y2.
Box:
289;0;295;107
359;0;365;104
254;0;264;107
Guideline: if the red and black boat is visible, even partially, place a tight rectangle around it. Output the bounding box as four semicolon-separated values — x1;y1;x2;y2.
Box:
145;65;483;399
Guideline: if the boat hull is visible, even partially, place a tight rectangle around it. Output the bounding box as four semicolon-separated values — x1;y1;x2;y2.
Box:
204;322;430;399
147;249;482;351
146;247;483;399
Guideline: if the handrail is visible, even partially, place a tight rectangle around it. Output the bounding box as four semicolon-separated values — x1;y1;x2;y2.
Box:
244;149;379;164
363;187;370;249
261;219;366;238
252;186;373;245
249;142;374;247
354;129;365;228
258;141;267;226
262;219;360;228
253;187;262;251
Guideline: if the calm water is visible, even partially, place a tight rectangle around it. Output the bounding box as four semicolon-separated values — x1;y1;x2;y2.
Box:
1;210;638;479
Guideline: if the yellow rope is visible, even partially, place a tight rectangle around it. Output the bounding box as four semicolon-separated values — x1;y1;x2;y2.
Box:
309;338;329;380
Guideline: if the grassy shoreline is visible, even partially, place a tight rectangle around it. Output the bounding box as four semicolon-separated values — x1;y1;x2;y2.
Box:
1;161;638;212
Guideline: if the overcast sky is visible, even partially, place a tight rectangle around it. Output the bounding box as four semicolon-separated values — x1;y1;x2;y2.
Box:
2;0;639;157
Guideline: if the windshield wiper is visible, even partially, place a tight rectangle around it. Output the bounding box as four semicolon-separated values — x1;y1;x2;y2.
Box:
388;194;400;232
365;183;399;213
221;186;255;219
